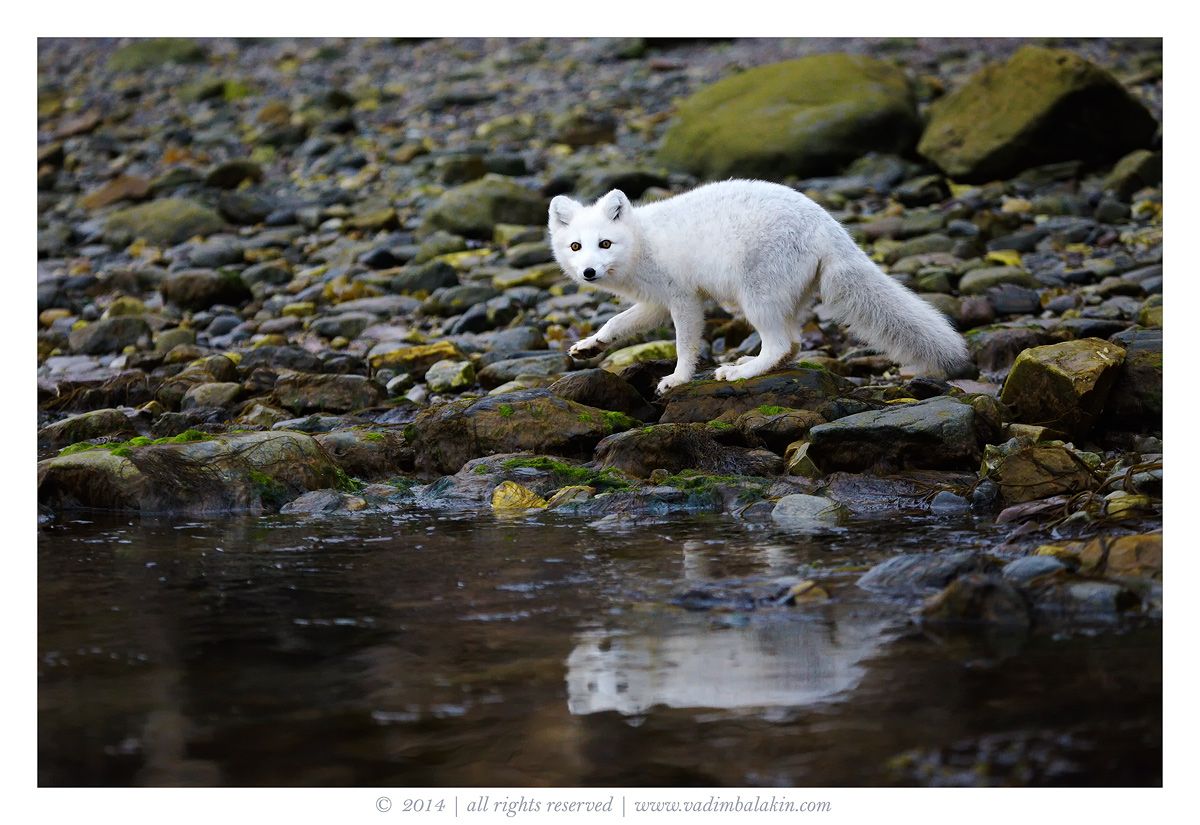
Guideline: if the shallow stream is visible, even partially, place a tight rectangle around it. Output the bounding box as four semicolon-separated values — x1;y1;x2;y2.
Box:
38;508;1161;787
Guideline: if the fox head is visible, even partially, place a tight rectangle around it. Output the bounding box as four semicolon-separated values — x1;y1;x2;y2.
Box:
548;189;634;287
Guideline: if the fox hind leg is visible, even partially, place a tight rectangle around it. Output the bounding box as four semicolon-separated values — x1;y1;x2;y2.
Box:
716;261;820;382
714;304;794;382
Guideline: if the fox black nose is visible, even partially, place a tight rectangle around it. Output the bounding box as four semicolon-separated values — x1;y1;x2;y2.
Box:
583;268;596;281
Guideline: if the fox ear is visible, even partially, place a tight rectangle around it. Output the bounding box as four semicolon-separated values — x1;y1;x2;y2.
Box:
549;195;581;228
599;189;631;222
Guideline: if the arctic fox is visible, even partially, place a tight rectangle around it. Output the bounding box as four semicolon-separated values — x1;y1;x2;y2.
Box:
548;179;972;395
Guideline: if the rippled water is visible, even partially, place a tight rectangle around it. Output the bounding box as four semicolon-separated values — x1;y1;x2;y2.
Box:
38;508;1161;787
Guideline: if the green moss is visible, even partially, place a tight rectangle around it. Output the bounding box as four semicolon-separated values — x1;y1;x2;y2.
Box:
707;421;734;430
500;456;632;491
402;424;417;442
59;442;100;456
795;360;829;371
577;412;595;423
153;429;211;445
248;470;289;508
757;405;787;416
498;404;514;418
362;431;385;441
655;469;772;494
336;468;365;492
110;446;133;458
600;410;636;433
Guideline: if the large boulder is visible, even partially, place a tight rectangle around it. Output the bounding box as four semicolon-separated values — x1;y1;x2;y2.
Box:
917;46;1158;182
657;53;921;181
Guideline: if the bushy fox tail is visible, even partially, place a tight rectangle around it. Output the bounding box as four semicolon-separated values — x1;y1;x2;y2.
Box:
819;252;973;378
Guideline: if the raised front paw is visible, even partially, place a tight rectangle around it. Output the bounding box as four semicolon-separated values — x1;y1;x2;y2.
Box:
568;338;606;360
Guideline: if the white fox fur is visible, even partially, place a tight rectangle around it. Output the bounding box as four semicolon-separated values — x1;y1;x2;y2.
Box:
548;179;972;395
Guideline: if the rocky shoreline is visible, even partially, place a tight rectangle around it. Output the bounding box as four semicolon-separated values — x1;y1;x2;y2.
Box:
37;37;1162;629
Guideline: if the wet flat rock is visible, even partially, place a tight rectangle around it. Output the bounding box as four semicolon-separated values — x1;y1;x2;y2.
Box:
807;396;981;473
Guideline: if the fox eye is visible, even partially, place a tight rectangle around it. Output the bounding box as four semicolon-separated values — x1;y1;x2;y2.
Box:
570;242;581;251
599;240;612;249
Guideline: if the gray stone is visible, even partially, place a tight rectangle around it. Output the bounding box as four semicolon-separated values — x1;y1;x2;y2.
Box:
477;353;572;389
770;494;849;531
1001;555;1068;584
857;551;984;596
309;311;377;340
807;396;979;472
68;316;151;355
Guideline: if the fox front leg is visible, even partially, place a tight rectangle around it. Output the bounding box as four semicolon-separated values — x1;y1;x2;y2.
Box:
568;301;669;360
655;297;705;395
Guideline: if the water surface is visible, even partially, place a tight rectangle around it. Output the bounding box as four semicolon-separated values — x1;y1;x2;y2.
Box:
38;508;1161;787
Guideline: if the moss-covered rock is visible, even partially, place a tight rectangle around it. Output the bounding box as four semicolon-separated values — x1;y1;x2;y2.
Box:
104;197;226;247
658;368;854;424
418;174;547;239
406;389;633;476
107;38;207;72
657;53;921;181
312;428;410;480
599;341;677;372
734;406;826;454
548;368;657;422
592;422;782;478
957;266;1038;295
37;431;344;514
424;359;477;393
917;46;1158;182
999;338;1125;439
